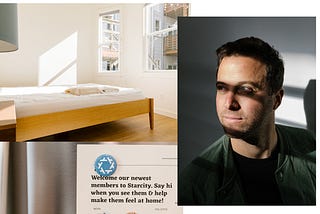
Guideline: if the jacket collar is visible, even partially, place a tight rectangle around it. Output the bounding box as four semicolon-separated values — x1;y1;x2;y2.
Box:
215;136;246;203
275;124;290;170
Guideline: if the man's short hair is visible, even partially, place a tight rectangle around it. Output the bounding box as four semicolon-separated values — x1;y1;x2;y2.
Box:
216;37;284;95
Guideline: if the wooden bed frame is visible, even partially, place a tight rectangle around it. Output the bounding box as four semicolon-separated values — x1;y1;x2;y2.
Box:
14;98;154;142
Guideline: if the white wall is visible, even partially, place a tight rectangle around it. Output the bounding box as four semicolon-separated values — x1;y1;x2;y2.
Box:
0;3;177;118
275;52;316;128
0;4;95;86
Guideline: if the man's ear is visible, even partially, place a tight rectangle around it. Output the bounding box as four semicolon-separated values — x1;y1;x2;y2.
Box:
273;89;284;110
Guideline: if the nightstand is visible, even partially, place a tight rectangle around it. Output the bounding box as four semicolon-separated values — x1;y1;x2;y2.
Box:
0;100;16;142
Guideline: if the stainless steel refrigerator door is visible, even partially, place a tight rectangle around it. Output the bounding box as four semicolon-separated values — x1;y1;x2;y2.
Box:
26;141;77;214
9;141;78;214
0;142;9;214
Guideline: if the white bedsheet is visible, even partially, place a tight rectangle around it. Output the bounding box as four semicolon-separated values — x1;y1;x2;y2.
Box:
0;83;145;118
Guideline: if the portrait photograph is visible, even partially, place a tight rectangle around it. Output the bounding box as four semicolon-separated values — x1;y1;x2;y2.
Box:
178;17;316;205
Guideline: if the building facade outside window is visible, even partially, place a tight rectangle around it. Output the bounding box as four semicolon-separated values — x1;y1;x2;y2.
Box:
98;10;120;72
145;3;189;71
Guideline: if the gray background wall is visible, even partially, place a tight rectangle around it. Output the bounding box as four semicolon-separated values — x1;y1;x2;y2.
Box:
178;17;316;172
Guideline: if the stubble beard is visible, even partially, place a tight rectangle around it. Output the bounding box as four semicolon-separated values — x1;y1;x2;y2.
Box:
220;117;263;145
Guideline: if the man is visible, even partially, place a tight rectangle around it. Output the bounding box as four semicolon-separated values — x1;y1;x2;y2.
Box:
178;37;316;205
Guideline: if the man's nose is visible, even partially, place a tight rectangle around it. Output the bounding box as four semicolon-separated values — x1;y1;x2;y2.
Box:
224;92;240;110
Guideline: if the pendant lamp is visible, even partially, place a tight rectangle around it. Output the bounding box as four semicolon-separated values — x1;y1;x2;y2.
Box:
0;3;18;52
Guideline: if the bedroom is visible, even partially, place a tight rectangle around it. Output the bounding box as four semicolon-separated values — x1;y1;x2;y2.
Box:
0;3;185;142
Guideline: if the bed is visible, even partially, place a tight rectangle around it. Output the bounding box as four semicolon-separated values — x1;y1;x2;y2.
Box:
0;83;154;142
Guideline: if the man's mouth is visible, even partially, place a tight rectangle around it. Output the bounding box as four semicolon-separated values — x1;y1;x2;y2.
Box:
222;115;243;122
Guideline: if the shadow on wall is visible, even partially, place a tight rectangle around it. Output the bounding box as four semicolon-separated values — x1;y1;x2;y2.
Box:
304;79;316;135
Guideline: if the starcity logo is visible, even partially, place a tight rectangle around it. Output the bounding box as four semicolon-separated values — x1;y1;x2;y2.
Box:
94;154;117;176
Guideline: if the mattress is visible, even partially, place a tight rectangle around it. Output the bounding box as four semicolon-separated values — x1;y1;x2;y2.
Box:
0;83;145;118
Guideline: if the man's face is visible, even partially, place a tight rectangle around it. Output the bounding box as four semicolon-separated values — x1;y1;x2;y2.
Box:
216;55;276;139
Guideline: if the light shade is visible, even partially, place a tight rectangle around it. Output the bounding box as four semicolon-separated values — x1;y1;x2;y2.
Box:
0;3;18;52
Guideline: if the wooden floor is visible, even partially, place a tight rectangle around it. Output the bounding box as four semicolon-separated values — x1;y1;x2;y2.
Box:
33;113;177;143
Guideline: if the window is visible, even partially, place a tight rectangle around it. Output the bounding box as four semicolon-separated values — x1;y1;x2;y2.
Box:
145;3;189;71
99;10;120;72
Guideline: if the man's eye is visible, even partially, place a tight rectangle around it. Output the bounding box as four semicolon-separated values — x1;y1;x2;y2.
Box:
216;85;227;92
237;86;255;95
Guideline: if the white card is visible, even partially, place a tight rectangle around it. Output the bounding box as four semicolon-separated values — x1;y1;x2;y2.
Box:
77;143;182;214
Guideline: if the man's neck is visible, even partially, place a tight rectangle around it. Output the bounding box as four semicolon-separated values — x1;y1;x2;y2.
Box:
230;126;278;159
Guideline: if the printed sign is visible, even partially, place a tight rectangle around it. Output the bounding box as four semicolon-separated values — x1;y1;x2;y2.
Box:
77;144;182;214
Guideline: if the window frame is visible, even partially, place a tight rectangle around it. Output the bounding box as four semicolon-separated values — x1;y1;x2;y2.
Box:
98;9;121;73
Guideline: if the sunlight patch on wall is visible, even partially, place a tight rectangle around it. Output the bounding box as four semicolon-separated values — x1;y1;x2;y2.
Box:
38;32;78;86
275;52;315;129
276;96;306;128
281;52;315;88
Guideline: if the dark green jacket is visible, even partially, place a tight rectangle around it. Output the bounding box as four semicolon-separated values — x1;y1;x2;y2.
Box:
179;125;316;205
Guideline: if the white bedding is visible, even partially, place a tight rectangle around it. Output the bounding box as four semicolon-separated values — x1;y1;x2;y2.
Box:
0;83;145;118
